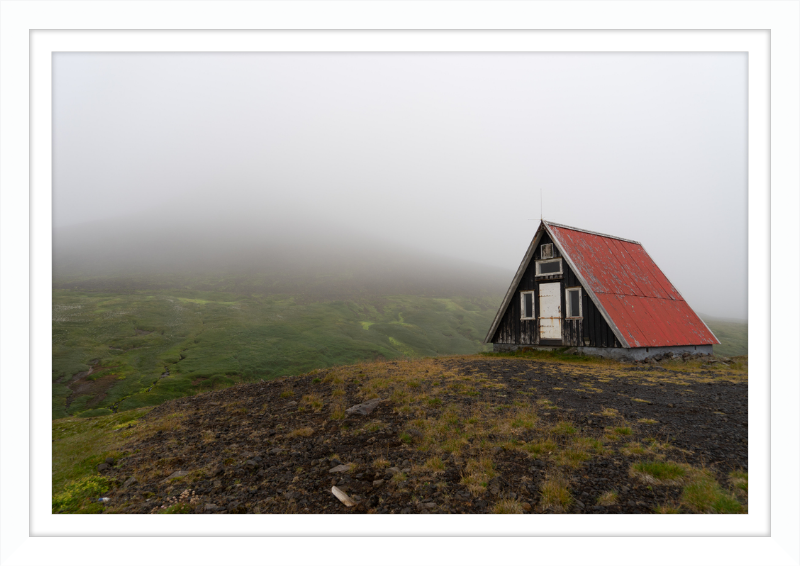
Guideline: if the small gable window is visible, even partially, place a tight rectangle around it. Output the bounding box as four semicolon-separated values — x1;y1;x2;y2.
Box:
535;258;562;276
540;243;554;259
520;291;535;320
566;287;583;319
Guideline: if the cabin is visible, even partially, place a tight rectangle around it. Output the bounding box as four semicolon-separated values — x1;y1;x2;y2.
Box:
484;220;719;361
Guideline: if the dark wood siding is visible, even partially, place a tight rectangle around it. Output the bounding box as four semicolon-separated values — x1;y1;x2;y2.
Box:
491;232;619;348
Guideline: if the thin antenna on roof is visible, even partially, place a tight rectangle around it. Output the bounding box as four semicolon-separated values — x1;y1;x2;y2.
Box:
540;187;543;221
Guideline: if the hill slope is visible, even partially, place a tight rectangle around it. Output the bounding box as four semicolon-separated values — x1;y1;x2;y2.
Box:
53;354;748;515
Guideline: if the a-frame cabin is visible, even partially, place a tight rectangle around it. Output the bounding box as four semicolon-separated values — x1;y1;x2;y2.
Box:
484;221;719;361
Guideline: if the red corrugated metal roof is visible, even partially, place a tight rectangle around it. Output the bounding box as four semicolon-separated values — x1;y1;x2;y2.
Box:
548;223;718;347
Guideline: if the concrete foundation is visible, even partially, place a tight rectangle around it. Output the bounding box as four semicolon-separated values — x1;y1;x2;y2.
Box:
492;343;713;361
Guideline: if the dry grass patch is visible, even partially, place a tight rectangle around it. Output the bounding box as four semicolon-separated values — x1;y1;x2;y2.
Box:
329;403;346;420
460;458;496;496
539;474;572;512
551;421;577;436
299;393;323;412
522;438;557;457
599;407;620;418
596;491;618;506
422;456;446;474
279;389;294;399
629;460;687;486
569;436;607;457
728;470;748;497
390;471;408;484
372;457;390;469
638;418;658;425
620;442;655;457
552;445;591;469
287;427;314;438
492;499;525;514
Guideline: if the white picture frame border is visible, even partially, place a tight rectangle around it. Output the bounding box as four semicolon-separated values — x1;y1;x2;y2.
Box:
1;2;797;565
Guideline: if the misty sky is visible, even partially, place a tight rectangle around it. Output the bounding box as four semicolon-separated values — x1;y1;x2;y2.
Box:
53;52;747;319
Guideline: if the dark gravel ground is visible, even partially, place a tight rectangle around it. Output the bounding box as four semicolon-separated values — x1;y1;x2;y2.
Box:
100;355;747;514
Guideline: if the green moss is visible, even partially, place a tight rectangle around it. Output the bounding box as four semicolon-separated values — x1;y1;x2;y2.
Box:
52;475;111;514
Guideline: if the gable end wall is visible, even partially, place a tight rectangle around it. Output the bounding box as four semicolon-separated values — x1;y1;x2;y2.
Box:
490;232;620;348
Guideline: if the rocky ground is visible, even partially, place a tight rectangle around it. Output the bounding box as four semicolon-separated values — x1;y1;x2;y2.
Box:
97;353;748;514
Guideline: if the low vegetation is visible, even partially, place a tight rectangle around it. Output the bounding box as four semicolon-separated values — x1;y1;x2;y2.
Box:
53;350;748;514
52;290;499;419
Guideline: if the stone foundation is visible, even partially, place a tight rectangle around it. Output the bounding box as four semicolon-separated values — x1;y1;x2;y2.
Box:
492;343;713;362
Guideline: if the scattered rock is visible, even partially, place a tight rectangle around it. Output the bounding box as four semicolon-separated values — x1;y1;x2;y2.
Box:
105;457;115;465
122;477;138;489
165;470;189;481
331;486;355;507
345;398;382;416
97;463;110;473
95;355;747;516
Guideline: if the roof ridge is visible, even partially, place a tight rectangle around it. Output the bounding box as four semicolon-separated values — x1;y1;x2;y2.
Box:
544;220;641;245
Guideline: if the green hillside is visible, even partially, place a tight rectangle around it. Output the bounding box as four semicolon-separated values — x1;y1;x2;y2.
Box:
702;317;748;358
52;289;500;419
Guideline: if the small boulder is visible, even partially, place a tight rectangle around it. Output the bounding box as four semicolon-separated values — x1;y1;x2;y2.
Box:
105;456;115;465
345;398;382;416
165;470;189;481
331;486;355;507
97;463;110;473
123;477;138;489
204;503;221;512
329;464;353;474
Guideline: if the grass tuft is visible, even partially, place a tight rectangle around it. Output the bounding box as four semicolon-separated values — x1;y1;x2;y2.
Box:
288;427;314;438
596;491;618;506
492;499;525;514
682;476;745;514
539;474;572;512
630;460;687;485
551;421;577;436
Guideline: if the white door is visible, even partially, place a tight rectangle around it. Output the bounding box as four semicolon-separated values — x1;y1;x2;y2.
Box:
539;282;562;341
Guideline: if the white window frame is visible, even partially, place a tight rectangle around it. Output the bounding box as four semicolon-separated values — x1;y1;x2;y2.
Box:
535;258;562;277
565;287;583;319
520;291;535;320
540;243;554;259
